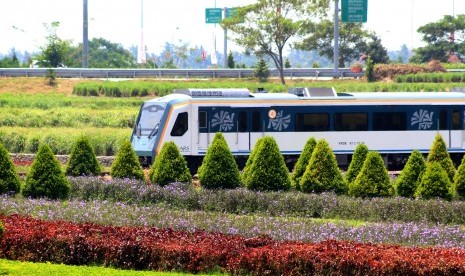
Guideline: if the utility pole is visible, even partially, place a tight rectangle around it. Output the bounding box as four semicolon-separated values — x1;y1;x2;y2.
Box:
83;0;89;68
224;7;228;68
333;0;339;77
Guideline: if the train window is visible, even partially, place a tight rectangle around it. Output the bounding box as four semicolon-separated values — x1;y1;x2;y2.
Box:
334;113;368;131
171;112;188;136
453;110;461;130
238;111;248;132
439;110;448;130
295;113;329;131
373;112;407;131
252;111;261;132
199;111;207;128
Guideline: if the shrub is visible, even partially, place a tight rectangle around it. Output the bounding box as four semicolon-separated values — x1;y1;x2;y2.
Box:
454;155;465;199
245;136;290;191
416;162;454;200
242;138;264;185
66;136;101;176
198;132;241;189
0;143;21;195
300;139;347;195
110;140;144;181
253;59;270;82
349;151;392;198
22;144;70;200
291;137;317;190
396;150;426;198
149;141;191;186
426;134;456;182
345;144;369;186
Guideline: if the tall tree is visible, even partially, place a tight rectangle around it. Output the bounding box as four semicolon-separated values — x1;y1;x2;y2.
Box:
366;35;390;64
296;18;370;67
410;14;465;63
37;21;72;68
221;0;330;84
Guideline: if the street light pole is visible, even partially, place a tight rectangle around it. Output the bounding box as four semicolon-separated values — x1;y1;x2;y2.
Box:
83;0;88;68
333;0;339;78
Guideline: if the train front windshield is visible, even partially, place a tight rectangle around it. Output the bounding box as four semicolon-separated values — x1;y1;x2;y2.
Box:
136;102;166;137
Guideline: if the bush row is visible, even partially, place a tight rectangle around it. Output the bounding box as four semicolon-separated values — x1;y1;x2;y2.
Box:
68;178;465;225
373;60;445;81
0;127;130;155
1;214;465;275
0;93;142;109
0;108;136;128
396;72;465;83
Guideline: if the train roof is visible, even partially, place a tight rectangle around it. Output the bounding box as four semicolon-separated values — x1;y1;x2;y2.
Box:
169;88;465;101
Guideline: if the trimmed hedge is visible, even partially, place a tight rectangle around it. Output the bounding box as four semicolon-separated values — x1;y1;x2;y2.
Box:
396;149;426;198
66;136;101;176
416;162;454;201
149;141;191;186
291;137;317;190
22;144;70;200
427;134;456;182
110;141;144;181
198;132;241;189
345;144;369;185
0;143;21;195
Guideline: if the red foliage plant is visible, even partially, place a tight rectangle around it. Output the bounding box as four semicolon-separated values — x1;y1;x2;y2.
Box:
1;214;465;275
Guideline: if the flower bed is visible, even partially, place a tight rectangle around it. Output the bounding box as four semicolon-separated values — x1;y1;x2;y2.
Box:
1;214;465;275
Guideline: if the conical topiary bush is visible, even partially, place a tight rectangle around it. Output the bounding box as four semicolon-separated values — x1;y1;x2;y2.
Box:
395;149;426;198
198;132;241;189
454;155;465;199
110;140;144;181
66;135;101;176
416;161;454;201
349;151;393;198
242;137;264;185
22;144;70;200
300;139;347;194
149;141;191;186
0;143;21;195
426;134;456;182
345;143;369;185
245;136;290;191
291;137;317;190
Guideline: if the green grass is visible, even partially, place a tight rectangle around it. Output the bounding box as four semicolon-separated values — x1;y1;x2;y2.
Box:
0;259;224;276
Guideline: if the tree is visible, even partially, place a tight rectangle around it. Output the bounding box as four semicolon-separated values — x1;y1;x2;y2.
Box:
366;35;390;64
416;162;454;200
345;144;369;186
23;144;70;200
245;136;290;191
395;150;426;198
296;19;370;67
349;151;392;198
37;21;72;68
0;143;21;195
110;140;144;181
291;137;317;190
300;139;347;195
66;136;101;176
410;15;465;63
221;0;330;84
67;38;137;68
149;141;191;186
198;132;241;189
227;51;236;68
253;58;270;82
426;134;456;183
242;138;264;185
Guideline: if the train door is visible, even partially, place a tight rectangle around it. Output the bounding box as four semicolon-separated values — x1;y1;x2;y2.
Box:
450;109;462;148
440;109;462;148
235;109;265;154
197;108;210;153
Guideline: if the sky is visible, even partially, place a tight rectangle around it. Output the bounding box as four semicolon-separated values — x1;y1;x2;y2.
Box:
0;0;463;58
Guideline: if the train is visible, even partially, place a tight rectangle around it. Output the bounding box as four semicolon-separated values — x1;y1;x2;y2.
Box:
131;87;465;171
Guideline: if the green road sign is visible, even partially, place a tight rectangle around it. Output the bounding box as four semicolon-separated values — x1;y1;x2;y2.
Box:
205;8;222;24
341;0;368;23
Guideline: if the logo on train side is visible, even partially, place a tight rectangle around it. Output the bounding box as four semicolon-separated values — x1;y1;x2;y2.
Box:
411;109;434;130
211;111;235;131
268;110;291;131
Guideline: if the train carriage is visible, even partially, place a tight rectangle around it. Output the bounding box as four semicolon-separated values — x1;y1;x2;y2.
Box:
131;88;465;171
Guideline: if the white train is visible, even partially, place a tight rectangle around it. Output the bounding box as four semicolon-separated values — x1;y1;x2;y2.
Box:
131;88;465;171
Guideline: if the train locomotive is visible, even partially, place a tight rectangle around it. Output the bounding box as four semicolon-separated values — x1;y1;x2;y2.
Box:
131;88;465;171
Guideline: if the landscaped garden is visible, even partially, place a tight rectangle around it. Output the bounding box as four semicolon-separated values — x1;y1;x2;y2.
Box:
2;74;465;274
